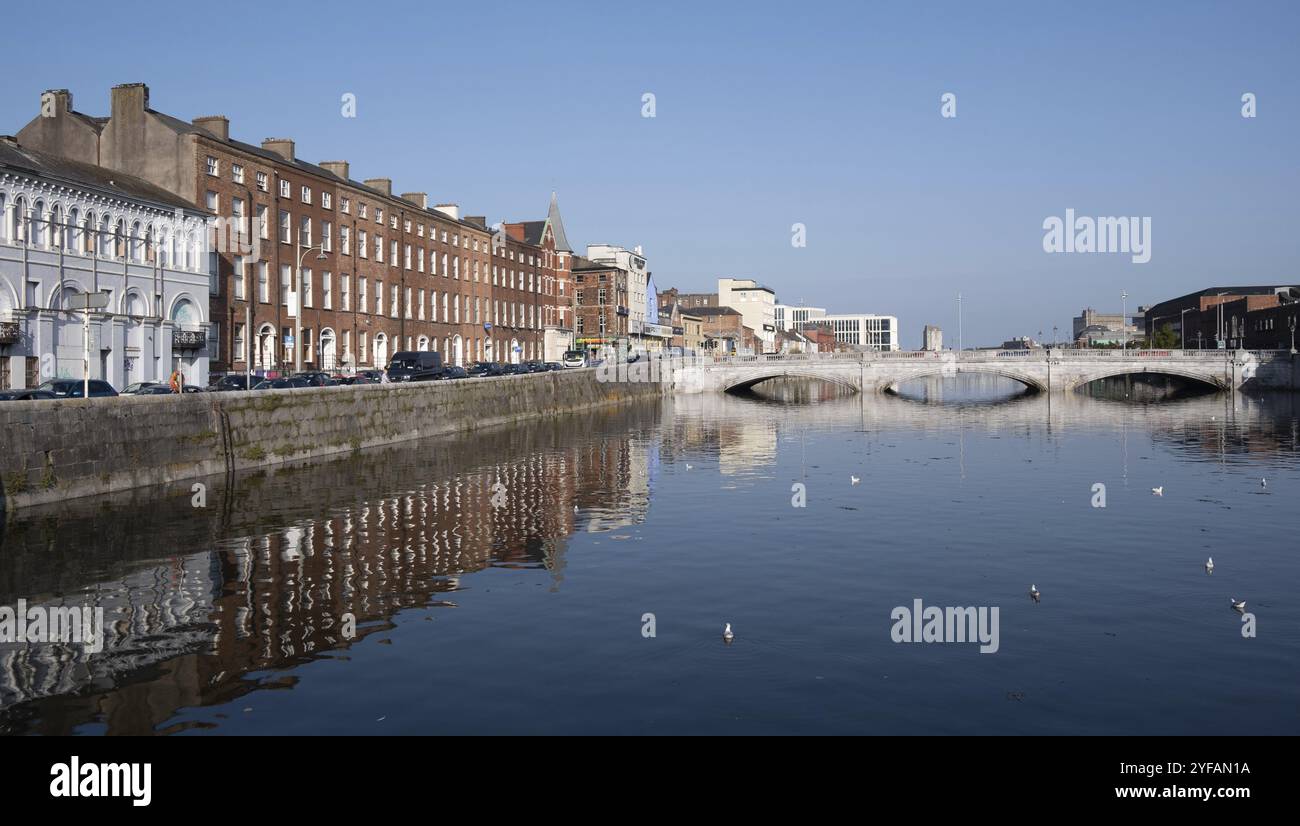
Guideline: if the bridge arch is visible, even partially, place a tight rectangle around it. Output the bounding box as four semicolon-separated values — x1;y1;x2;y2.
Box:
722;369;860;394
879;365;1047;394
1064;366;1228;393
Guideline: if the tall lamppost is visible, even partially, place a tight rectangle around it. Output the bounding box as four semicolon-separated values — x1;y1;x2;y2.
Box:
1121;290;1128;349
1290;315;1297;354
294;234;326;373
1180;307;1192;350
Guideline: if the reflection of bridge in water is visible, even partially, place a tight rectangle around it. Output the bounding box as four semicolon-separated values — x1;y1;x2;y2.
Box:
671;350;1298;395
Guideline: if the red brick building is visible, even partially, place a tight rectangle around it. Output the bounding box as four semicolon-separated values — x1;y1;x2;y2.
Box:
18;83;511;374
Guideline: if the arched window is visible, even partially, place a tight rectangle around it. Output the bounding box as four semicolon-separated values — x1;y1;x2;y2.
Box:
11;196;26;243
131;221;143;263
171;297;201;326
49;205;62;248
68;207;80;252
98;213;111;256
114;218;126;258
0;192;7;243
158;227;170;267
31;200;45;248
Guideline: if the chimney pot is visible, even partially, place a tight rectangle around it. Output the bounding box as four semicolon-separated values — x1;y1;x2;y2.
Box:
363;178;392;197
261;137;295;162
434;203;461;221
319;160;351;180
110;83;149;115
192;115;230;142
400;192;428;210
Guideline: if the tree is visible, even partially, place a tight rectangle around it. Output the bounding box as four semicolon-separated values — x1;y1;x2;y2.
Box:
1152;323;1178;349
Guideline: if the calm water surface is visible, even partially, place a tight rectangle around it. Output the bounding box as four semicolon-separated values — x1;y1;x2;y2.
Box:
2;377;1297;734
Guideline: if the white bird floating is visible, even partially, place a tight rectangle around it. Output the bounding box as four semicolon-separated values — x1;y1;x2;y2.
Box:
1029;584;1041;600
723;623;734;642
685;463;693;471
1151;486;1164;496
850;475;861;486
1230;598;1246;611
1205;557;1214;572
1261;478;1267;488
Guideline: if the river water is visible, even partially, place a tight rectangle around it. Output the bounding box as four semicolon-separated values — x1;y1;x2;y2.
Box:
1;377;1297;735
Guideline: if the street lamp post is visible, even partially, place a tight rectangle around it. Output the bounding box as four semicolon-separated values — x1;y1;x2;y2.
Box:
1121;290;1128;349
957;292;962;352
294;234;326;374
1180;308;1192;350
1290;315;1297;354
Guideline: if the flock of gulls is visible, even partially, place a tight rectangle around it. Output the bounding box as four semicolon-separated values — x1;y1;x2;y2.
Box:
713;470;1270;643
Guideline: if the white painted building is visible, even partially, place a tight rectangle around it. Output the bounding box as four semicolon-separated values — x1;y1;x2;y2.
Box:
800;313;899;350
774;303;826;332
0;138;212;390
719;278;776;352
586;243;671;348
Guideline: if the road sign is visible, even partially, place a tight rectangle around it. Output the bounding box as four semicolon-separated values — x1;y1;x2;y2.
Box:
68;291;111;311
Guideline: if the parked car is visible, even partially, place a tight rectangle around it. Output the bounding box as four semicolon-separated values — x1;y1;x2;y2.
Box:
436;366;469;380
562;350;587;369
467;362;504;378
387;351;442;383
520;360;545;373
253;377;310;391
0;389;56;401
121;382;162;395
293;371;336;387
36;379;118;398
543;362;564;371
181;385;205;393
212;375;255;392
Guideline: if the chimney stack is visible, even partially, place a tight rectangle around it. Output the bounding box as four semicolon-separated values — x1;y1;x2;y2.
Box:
261;137;295;161
465;216;487;229
400;192;427;209
111;83;149;118
363;178;392;197
434;203;460;221
192;115;230;142
41;89;73;116
319;160;350;180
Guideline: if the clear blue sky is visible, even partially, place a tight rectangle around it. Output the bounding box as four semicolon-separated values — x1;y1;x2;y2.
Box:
4;0;1297;347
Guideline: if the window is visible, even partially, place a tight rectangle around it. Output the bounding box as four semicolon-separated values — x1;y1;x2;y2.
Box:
341;275;351;311
390;286;399;318
405;287;412;319
233;255;246;300
299;215;311;247
375;281;383;315
359;229;368;258
232;197;246;235
389;215;397;230
206;156;219;176
404;243;412;269
257;205;269;239
375;235;383;263
391;240;398;266
322;221;332;252
234;323;246;363
301;185;312;204
256;171;268;192
322;192;332;210
359;332;367;362
341;197;350;214
431;290;438;322
303;269;313;308
232;163;244;184
359;277;368;312
279;179;290;198
279;210;290;244
404;219;411;233
340;225;351;255
280;265;293;311
205;190;219;213
418;248;425;272
323;272;332;309
418;289;425;320
258;261;269;302
375;207;383;225
359;203;367;219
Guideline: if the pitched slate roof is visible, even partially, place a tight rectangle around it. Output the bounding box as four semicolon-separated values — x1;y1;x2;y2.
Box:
0;138;204;214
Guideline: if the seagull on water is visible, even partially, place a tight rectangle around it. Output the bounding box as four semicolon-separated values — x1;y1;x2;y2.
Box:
851;475;861;486
1205;557;1214;572
1230;598;1246;612
1029;584;1041;601
1151;486;1164;496
685;463;693;471
723;623;734;642
1261;478;1267;488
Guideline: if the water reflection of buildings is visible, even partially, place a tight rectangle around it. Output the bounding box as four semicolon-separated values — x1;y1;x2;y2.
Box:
0;403;663;734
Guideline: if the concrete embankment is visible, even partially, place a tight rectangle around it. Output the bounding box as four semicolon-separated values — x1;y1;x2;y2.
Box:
0;369;664;511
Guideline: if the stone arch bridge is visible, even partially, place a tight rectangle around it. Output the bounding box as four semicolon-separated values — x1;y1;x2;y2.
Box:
669;349;1297;395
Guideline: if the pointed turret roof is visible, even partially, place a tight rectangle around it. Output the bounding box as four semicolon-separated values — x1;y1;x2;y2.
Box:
546;191;572;252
